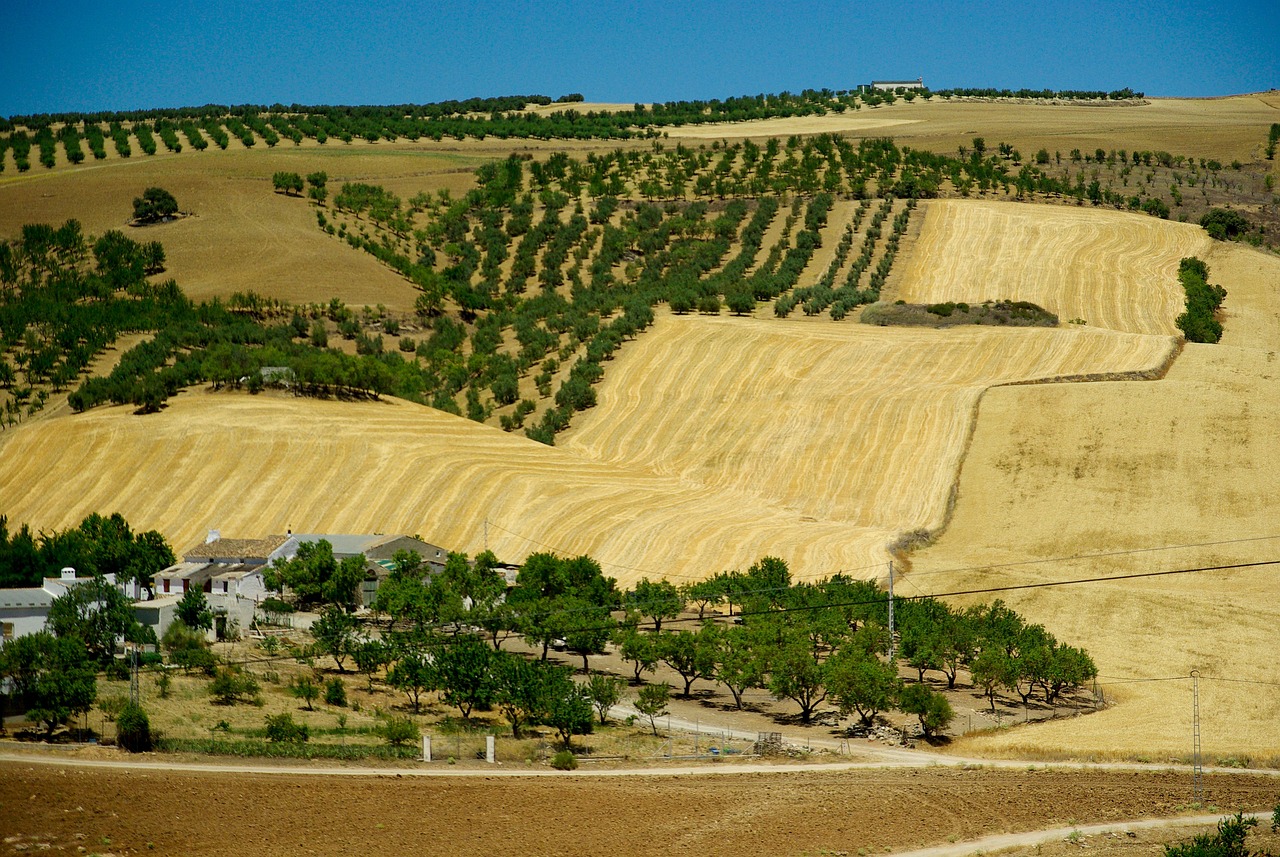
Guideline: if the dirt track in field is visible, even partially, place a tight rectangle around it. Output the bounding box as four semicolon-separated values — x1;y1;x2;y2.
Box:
3;761;1277;857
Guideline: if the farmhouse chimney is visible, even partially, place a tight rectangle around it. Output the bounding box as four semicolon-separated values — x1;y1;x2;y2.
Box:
207;529;221;544
61;567;76;580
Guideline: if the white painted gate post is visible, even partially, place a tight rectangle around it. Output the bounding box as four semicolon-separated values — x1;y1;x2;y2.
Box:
422;735;432;762
486;735;495;764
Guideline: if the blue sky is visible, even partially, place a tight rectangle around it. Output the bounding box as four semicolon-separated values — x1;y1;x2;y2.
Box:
2;0;1276;116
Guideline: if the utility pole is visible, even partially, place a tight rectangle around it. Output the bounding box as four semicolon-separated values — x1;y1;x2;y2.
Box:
1191;670;1202;805
129;643;139;706
484;518;489;553
887;560;895;662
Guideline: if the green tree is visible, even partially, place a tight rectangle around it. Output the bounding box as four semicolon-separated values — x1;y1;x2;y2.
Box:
969;647;1014;712
289;674;321;710
826;647;901;726
1199;208;1250;241
387;647;436;713
434;634;495;718
0;631;97;739
1165;813;1261;857
657;624;718;697
625;578;684;632
272;171;304;196
492;652;554;738
47;573;147;664
559;596;615;672
585;672;625;724
614;623;659;683
378;714;419;746
132;186;179;223
682;579;726;619
265;712;309;743
766;632;828;723
265;540;364;611
324;676;347;707
310;605;359;672
712;624;766;709
161;620;216;674
1040;644;1098;703
176;587;213;631
352;638;390;691
115;701;153;752
898;683;953;739
743;556;792;610
635;682;670;736
209;667;260;705
544;668;594;747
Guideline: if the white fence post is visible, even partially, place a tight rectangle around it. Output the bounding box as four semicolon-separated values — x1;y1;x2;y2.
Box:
486;735;495;764
422;735;431;762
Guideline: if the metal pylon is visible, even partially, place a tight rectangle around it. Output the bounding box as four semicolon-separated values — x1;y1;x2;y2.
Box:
1191;670;1202;805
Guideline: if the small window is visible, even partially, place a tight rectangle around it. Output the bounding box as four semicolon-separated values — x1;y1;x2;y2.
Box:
1;621;12;642
162;579;170;593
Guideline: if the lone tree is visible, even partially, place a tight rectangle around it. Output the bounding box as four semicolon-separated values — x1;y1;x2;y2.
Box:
132;187;179;224
635;682;670;736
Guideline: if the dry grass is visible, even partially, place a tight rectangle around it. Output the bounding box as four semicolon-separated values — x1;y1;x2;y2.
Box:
0;145;486;311
890;200;1213;336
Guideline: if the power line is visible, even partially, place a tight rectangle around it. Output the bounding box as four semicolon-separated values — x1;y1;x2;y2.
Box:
337;555;1280;643
902;533;1280;580
485;517;1280;598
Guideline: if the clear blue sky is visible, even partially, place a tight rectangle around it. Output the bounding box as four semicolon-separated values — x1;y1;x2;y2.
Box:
2;0;1277;116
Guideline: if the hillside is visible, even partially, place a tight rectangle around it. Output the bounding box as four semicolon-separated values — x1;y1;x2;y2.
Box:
564;316;1175;530
0;317;1174;586
891;200;1213;335
906;240;1280;762
1;92;1278;762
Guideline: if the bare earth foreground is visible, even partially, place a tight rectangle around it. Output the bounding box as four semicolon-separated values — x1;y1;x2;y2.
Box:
2;761;1277;857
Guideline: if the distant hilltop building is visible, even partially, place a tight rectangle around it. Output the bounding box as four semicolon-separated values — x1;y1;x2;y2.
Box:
862;78;925;92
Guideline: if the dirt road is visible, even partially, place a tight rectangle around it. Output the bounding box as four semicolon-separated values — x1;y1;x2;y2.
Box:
3;758;1277;857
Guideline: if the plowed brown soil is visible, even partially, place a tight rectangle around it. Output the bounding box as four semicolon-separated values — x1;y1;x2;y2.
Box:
2;761;1276;857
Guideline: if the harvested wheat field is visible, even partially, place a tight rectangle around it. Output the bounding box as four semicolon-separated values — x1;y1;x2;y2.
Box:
909;339;1280;763
564;315;1176;531
1203;240;1280;349
0;146;486;310
0;316;1173;586
662;94;1276;160
0;392;891;585
904;237;1280;762
892;200;1213;335
2;761;1277;857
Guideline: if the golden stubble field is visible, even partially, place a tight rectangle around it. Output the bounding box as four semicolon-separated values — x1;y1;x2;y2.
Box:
0;144;486;311
890;200;1214;336
0;319;1173;585
907;274;1280;760
666;93;1280;160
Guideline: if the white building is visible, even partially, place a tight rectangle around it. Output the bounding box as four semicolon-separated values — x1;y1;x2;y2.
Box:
0;568;124;643
865;78;925;92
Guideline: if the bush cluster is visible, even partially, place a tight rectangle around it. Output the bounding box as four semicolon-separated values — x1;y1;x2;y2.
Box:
1175;256;1226;343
